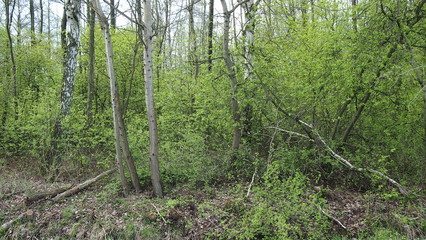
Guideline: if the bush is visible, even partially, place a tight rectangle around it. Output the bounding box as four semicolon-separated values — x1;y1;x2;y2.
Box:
227;167;329;239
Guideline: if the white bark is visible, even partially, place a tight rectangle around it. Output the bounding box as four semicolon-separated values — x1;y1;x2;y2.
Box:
60;0;81;117
144;0;163;197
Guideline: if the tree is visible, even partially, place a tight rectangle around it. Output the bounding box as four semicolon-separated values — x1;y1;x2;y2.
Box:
220;0;242;154
143;0;163;197
86;1;96;127
92;0;142;194
207;0;214;71
47;0;81;171
3;0;18;122
30;0;36;45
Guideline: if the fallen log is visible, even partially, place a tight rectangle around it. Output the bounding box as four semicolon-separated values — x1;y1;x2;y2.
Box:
0;210;34;232
53;169;115;201
24;187;69;206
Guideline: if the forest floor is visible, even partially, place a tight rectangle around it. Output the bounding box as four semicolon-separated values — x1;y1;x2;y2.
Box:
0;161;425;239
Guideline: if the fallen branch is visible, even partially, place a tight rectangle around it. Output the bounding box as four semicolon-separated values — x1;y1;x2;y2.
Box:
269;121;410;196
53;169;115;201
319;206;347;230
246;168;257;198
1;210;34;232
266;126;310;139
24;186;69;206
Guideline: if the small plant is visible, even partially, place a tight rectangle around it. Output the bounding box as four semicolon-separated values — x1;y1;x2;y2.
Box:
226;165;329;239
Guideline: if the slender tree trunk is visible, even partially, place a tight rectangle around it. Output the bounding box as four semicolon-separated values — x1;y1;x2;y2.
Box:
39;0;43;35
241;0;255;82
110;0;116;29
221;0;241;153
301;0;308;27
92;0;142;193
30;0;36;45
87;3;96;127
5;0;18;121
240;0;256;143
342;92;370;144
155;0;170;81
143;0;163;197
351;0;357;32
207;0;214;72
331;98;352;140
188;0;199;79
16;1;22;45
341;45;396;145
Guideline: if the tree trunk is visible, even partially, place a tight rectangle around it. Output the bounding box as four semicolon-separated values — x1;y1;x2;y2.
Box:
47;0;81;171
53;169;115;201
92;0;142;194
207;0;214;72
30;0;36;44
341;45;396;145
60;9;67;55
39;0;43;35
220;0;241;153
110;0;116;29
87;2;96;127
342;92;370;144
5;0;18;121
241;0;255;82
188;0;199;79
351;0;358;32
143;0;163;197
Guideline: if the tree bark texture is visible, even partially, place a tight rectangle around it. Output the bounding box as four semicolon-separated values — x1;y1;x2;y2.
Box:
221;0;241;152
92;0;142;194
241;0;255;82
110;0;116;29
30;0;36;44
5;0;18;121
188;0;199;79
144;0;164;197
48;0;81;170
87;2;96;127
207;0;214;72
39;0;43;35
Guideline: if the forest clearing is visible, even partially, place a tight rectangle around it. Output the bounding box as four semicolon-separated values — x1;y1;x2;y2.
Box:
1;0;425;239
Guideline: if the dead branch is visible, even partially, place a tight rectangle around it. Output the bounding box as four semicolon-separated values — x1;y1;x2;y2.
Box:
267;126;310;139
24;186;69;206
0;210;34;232
246;168;257;198
319;206;347;230
271;121;410;195
297;121;410;195
53;169;115;201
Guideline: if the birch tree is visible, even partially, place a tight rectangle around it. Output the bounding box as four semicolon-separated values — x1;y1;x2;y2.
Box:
47;0;81;171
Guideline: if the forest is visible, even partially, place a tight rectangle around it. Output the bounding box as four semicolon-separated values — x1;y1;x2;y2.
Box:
0;0;425;239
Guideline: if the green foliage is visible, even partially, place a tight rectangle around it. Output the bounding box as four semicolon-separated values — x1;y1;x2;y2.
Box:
227;170;329;239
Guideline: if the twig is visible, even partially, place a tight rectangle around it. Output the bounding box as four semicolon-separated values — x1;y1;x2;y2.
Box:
267;126;310;139
319;206;347;230
246;168;257;198
150;203;167;224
